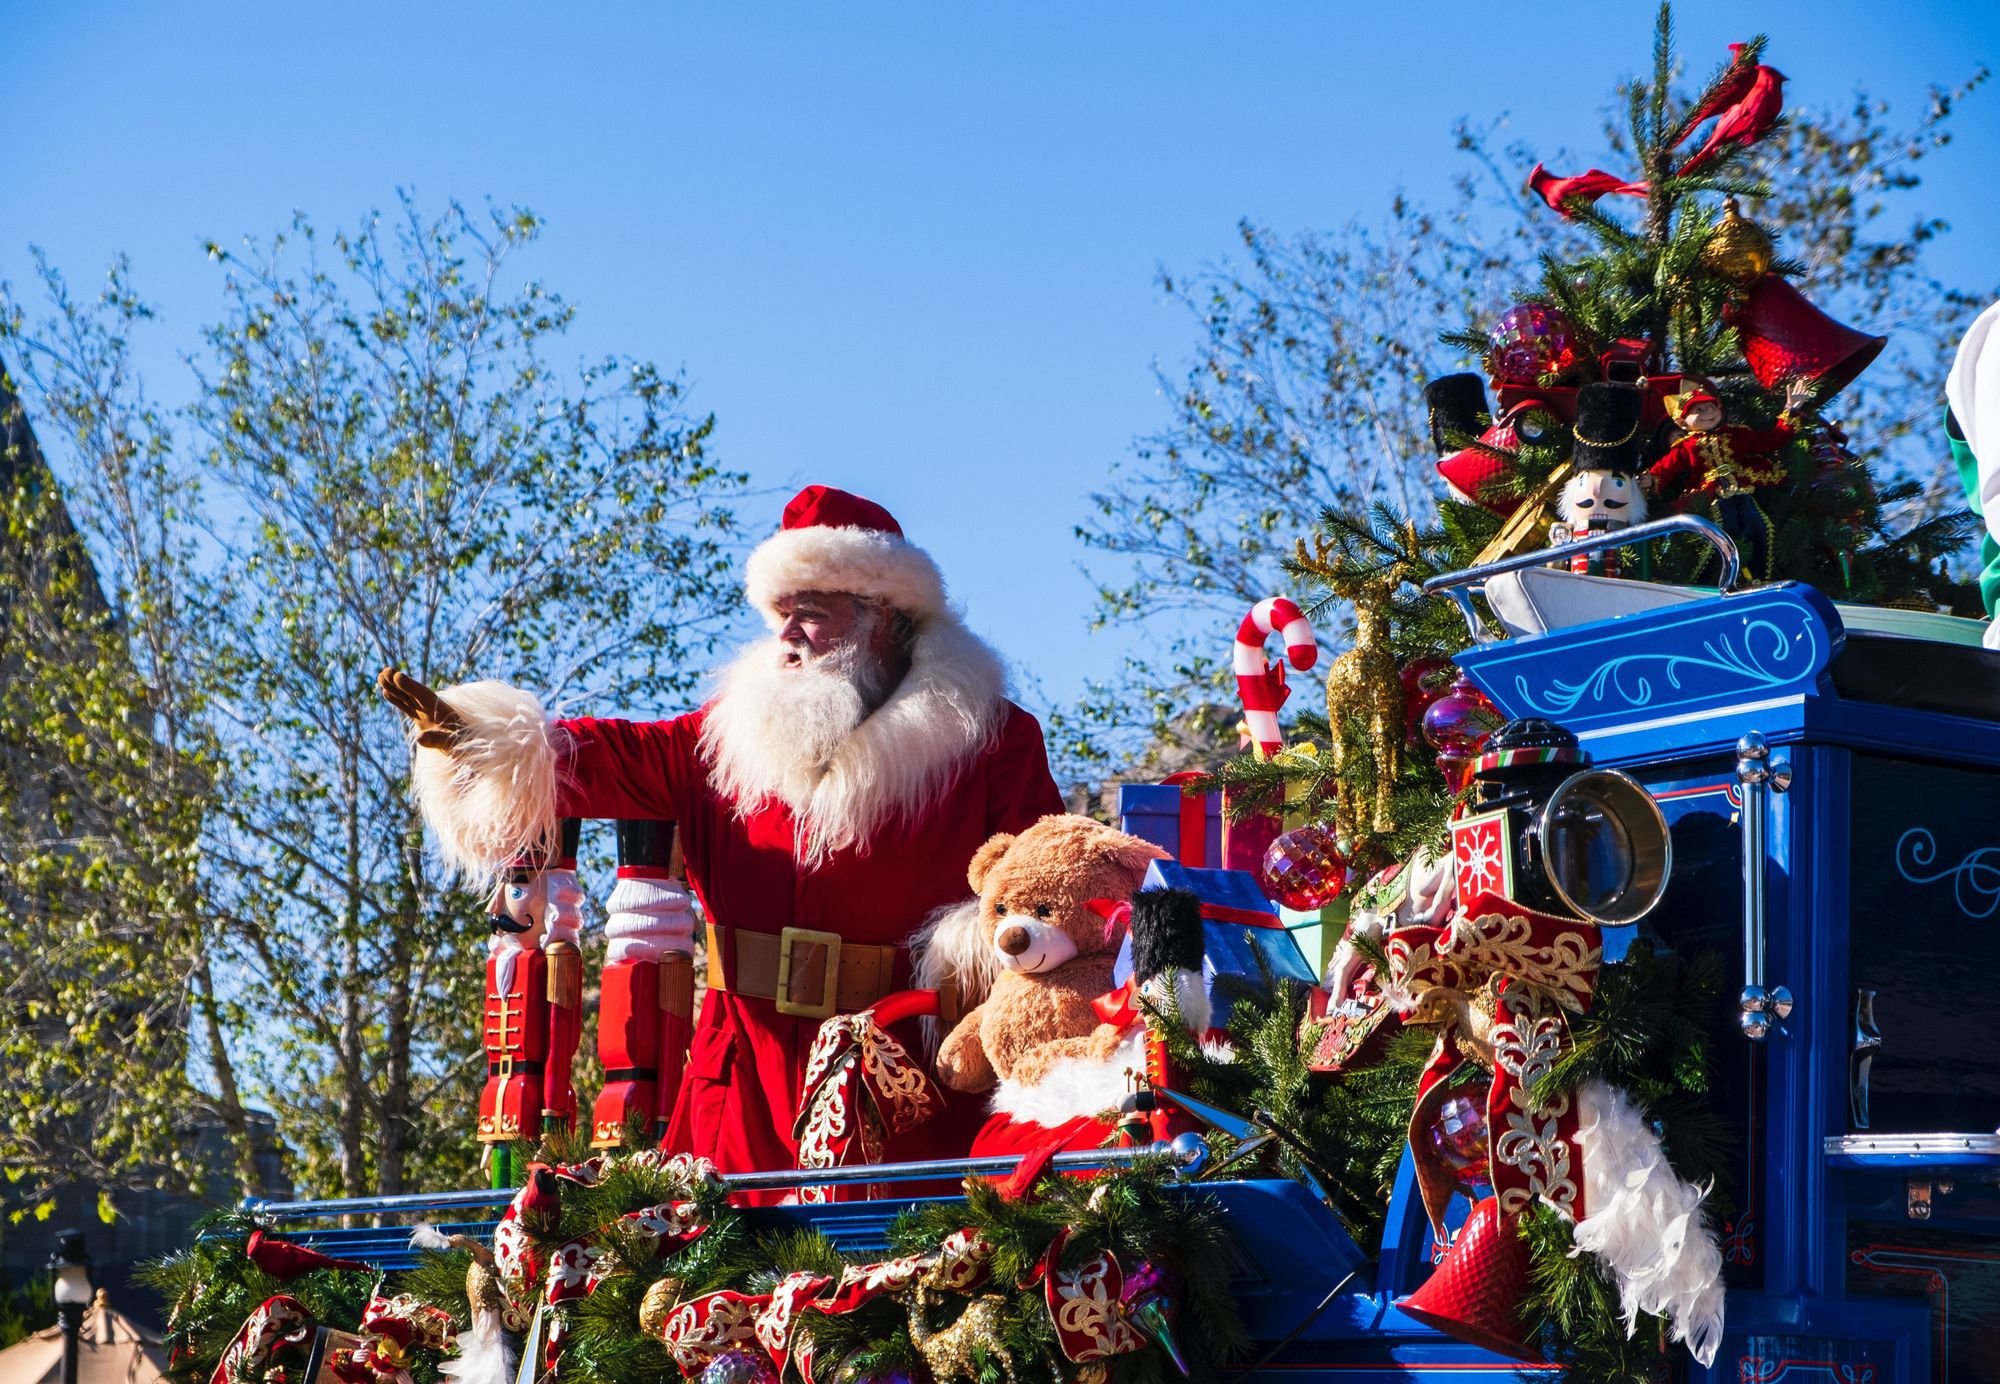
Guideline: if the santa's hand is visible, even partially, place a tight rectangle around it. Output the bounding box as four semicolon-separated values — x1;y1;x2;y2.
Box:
377;667;468;750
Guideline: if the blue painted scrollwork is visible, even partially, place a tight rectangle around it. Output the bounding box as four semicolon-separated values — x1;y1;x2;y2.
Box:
1895;827;2000;921
1509;616;1814;718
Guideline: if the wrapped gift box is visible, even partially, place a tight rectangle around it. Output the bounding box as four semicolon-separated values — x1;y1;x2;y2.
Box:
1112;859;1316;1028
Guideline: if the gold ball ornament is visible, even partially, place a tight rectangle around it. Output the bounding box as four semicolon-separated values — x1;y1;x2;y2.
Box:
638;1276;684;1339
1700;197;1774;285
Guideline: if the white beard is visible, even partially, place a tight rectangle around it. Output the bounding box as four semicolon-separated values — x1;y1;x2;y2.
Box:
699;613;1007;870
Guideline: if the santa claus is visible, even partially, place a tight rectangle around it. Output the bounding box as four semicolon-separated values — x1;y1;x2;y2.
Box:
379;484;1064;1176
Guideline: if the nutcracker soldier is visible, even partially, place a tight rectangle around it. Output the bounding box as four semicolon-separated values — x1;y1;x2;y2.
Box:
1549;382;1649;577
1648;377;1812;581
478;817;584;1185
590;820;699;1147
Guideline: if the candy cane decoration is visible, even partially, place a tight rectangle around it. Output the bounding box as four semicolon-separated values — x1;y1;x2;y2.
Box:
1235;596;1317;757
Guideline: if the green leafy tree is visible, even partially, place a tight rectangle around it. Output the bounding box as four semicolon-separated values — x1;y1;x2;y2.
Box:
1;274;236;1215
1;197;745;1203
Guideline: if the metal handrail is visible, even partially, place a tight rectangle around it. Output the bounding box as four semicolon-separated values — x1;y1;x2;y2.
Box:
242;1136;1210;1222
1420;513;1742;643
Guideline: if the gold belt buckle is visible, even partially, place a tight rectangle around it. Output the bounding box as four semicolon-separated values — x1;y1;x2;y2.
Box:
775;926;843;1019
493;1054;516;1079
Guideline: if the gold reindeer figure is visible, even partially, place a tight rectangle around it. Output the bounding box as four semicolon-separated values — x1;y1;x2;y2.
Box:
1297;525;1424;836
905;1289;1018;1384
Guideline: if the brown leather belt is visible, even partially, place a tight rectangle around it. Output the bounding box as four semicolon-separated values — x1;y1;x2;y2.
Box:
705;922;902;1021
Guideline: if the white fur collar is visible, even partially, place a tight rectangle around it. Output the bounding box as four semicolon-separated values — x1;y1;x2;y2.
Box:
701;615;1008;867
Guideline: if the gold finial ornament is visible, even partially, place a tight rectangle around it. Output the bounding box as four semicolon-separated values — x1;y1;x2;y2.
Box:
1700;197;1774;285
637;1276;683;1338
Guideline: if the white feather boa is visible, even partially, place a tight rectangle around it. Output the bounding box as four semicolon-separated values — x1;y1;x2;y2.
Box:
1572;1080;1725;1368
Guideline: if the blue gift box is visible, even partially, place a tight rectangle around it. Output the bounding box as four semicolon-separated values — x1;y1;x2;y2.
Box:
1116;783;1223;868
1111;859;1316;1028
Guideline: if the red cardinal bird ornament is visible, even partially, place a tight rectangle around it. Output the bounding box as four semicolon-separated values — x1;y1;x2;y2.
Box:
1678;42;1758;133
1680;64;1786;175
1527;163;1647;217
246;1228;374;1280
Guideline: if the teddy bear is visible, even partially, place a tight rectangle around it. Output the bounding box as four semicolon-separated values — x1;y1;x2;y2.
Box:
931;814;1168;1132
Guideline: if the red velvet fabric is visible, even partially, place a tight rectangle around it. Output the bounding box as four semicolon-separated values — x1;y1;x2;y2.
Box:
553;703;1063;1188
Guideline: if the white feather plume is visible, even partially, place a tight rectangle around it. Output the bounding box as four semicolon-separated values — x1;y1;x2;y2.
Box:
1571;1080;1725;1368
409;1224;456;1253
911;898;996;1054
408;680;565;887
437;1309;513;1384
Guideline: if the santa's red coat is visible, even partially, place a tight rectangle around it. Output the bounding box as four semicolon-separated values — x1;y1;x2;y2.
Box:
551;703;1063;1179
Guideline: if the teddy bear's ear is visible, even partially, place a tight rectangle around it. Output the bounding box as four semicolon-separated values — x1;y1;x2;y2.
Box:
1106;830;1172;877
967;833;1017;893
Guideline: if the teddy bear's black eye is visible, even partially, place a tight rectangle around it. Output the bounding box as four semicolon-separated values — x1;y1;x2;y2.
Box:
994;902;1008;917
1034;904;1052;919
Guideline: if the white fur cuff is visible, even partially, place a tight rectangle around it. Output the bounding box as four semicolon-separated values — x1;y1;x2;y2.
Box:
606;876;698;961
409;679;563;885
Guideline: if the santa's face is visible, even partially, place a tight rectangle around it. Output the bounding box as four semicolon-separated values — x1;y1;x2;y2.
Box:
775;591;899;672
1558;467;1647;529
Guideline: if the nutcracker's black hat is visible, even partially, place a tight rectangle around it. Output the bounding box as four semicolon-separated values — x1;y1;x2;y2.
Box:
1423;373;1491;454
1570;382;1646;474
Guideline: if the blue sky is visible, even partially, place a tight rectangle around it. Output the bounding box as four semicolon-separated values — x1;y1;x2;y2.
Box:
7;2;1999;713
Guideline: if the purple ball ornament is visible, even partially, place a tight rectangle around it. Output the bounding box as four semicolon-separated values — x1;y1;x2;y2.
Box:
700;1350;779;1384
1427;1093;1491;1189
1486;302;1585;386
1421;676;1503;757
1258;824;1350;912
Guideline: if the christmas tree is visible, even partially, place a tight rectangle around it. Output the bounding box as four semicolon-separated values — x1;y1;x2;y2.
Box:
1211;4;1981;874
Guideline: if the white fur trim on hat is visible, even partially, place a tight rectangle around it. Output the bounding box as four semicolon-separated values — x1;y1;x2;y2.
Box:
744;525;948;625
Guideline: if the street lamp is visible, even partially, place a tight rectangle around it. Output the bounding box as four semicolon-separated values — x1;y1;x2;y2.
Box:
48;1229;93;1384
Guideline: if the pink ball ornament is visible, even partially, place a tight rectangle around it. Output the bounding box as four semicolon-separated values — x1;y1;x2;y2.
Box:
1259;825;1349;911
700;1351;779;1384
1427;1093;1491;1188
1486;303;1585;386
1421;675;1502;757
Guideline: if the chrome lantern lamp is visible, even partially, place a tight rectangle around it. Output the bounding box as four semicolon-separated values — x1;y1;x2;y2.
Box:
1468;718;1672;926
49;1229;93;1384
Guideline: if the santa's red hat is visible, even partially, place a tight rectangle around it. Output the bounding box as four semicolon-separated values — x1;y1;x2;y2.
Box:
744;484;948;625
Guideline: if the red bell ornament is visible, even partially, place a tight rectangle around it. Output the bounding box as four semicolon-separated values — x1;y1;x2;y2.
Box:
1398;1197;1538;1361
1421;675;1503;756
1728;274;1885;403
1259;824;1350;911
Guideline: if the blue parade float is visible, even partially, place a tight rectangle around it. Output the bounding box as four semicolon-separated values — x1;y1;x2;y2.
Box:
246;519;2000;1383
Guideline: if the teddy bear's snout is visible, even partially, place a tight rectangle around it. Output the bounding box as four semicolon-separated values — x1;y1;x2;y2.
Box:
992;918;1080;974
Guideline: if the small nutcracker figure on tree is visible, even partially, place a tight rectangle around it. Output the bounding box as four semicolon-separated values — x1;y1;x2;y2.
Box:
591;819;699;1147
478;817;584;1182
1550;383;1650;576
1648;378;1812;580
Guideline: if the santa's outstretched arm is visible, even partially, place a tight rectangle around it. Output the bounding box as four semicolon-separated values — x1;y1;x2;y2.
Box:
379;668;679;884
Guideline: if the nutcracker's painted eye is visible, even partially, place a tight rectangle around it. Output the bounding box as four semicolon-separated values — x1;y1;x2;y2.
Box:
1034;904;1053;919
